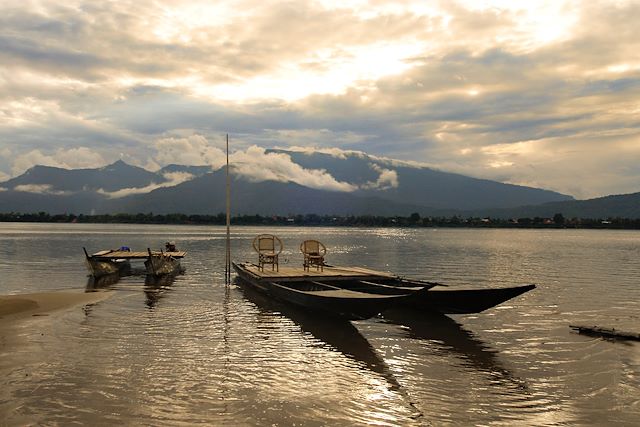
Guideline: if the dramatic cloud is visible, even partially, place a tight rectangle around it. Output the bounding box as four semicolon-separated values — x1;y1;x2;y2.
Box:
231;146;357;192
362;164;399;190
0;0;638;198
151;135;226;170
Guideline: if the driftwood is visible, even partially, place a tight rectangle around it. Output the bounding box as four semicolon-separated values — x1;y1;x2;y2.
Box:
570;325;640;341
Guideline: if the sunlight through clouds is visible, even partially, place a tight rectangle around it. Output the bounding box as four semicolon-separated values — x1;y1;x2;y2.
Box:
198;42;425;102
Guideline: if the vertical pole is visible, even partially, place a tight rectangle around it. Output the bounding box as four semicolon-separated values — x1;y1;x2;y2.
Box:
225;133;231;284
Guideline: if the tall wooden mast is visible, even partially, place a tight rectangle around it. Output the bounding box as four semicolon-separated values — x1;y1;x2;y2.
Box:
225;133;231;284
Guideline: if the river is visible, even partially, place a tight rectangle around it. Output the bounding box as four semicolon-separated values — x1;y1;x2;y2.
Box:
1;223;638;425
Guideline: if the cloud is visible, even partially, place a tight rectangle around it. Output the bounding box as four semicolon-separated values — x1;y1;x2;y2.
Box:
231;145;357;192
152;135;226;169
284;145;366;159
362;164;399;190
13;184;70;195
98;171;194;198
231;145;399;191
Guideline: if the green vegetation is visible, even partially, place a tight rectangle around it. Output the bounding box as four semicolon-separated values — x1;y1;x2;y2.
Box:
1;211;639;229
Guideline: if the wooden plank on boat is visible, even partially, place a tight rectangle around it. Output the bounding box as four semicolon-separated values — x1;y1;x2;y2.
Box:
242;264;396;281
570;325;640;341
339;266;396;278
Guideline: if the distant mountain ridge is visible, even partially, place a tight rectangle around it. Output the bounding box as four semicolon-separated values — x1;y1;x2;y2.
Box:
0;150;636;218
1;160;162;192
272;149;572;210
476;192;640;219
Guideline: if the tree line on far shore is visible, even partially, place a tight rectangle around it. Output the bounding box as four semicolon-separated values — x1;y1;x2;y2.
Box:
1;211;639;229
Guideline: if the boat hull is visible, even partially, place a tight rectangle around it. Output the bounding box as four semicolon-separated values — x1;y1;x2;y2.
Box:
233;262;410;320
85;258;130;278
300;276;535;314
231;262;535;316
145;255;183;277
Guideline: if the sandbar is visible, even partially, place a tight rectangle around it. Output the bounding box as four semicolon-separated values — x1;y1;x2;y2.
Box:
0;290;112;323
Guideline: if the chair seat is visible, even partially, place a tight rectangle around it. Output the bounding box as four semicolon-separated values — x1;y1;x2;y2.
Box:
300;240;327;272
253;234;283;271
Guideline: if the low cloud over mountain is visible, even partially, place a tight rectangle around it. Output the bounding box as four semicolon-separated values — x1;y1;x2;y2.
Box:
0;147;584;217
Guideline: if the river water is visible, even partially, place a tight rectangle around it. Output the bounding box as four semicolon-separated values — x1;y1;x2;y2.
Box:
0;223;638;426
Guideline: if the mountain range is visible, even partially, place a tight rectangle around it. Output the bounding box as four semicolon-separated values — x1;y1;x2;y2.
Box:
0;150;637;218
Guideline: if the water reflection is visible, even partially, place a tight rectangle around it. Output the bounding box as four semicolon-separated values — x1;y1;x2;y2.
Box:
143;275;175;309
235;281;424;419
382;308;525;390
85;273;120;291
85;271;178;309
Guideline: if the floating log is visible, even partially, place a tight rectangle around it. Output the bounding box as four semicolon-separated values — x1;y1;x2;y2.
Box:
570;325;640;341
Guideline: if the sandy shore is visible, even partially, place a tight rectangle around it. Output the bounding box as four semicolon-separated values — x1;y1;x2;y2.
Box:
0;290;113;323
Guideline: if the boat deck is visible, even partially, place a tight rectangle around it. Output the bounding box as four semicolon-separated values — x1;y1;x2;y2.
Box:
90;250;187;260
238;263;396;282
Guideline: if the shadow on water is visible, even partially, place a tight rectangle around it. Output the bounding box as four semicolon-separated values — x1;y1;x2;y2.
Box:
236;282;391;378
235;280;424;419
382;308;526;390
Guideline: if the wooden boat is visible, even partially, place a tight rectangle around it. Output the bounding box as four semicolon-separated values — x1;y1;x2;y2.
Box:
144;248;185;277
232;262;420;320
233;261;534;316
278;268;535;314
84;247;186;278
84;247;131;277
337;280;534;314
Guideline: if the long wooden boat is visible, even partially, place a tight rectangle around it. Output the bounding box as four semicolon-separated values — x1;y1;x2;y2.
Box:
232;262;419;320
233;262;535;315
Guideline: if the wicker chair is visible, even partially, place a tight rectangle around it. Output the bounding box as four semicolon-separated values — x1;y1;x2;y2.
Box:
252;234;283;271
300;239;327;272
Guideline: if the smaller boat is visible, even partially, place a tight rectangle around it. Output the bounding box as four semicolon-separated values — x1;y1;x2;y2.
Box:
145;247;184;277
83;245;186;278
233;262;418;320
83;247;131;277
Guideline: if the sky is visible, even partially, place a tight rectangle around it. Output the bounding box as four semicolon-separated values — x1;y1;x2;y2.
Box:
0;0;639;199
